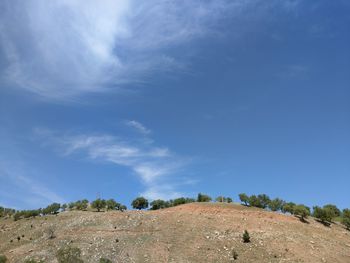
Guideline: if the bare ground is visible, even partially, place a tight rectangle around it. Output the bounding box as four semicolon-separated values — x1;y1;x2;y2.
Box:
1;202;350;262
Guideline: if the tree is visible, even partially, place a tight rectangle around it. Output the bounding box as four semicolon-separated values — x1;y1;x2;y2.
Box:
61;204;68;211
131;197;149;210
268;198;285;212
150;199;168;210
323;204;341;218
281;202;296;214
313;206;334;225
257;194;271;209
239;193;249;206
342;209;350;230
227;197;233;203
215;196;232;203
76;200;89;211
293;204;310;221
42;203;61;215
91;198;106;212
197;193;212;202
248;195;262;208
106;199;118;210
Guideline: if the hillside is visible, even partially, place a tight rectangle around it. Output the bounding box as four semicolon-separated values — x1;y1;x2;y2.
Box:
1;202;350;263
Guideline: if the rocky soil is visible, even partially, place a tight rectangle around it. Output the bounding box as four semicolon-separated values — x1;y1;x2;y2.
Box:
1;202;350;262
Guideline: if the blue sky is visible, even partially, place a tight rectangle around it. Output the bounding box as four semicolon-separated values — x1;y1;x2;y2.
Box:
0;0;349;209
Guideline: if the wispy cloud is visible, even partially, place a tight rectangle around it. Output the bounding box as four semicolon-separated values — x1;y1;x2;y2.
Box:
34;124;189;199
0;0;302;100
126;120;151;135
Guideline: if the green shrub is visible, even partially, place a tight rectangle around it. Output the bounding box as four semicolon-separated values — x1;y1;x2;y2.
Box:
268;198;285;212
293;205;310;221
197;193;212;202
99;258;112;263
91;199;107;212
56;246;84;263
0;255;7;263
342;209;350;230
238;193;249;206
313;206;334;224
150;199;168;210
24;259;44;263
243;230;250;243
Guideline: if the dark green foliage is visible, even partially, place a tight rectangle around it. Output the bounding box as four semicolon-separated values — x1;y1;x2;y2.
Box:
257;194;271;209
99;258;112;263
281;202;296;214
239;193;249;206
13;209;42;221
75;200;89;211
242;230;250;243
215;196;233;203
248;195;261;208
268;198;285;212
56;246;84;263
42;203;61;215
323;204;341;217
106;199;118;210
342;209;350;230
91;199;106;212
313;206;334;224
131;197;149;210
0;254;7;263
197;193;212;202
293;205;310;221
150;199;168;210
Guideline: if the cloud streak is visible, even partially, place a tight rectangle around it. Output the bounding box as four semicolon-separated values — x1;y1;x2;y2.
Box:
0;0;302;100
35;124;188;199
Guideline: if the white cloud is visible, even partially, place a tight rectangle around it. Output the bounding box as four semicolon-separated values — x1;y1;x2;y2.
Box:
35;125;189;199
0;0;301;100
126;120;151;135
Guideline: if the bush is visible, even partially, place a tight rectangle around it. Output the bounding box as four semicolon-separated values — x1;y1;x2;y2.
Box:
56;246;84;263
343;209;350;230
323;204;341;217
242;230;250;243
24;259;44;263
99;259;112;263
42;203;61;215
197;193;212;202
281;202;296;214
293;205;310;221
313;206;334;224
239;193;249;206
75;200;89;211
150;199;168;210
91;199;106;212
268;198;285;212
131;197;149;210
0;255;7;263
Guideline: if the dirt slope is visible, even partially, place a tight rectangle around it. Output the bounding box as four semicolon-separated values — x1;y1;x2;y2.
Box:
1;202;350;262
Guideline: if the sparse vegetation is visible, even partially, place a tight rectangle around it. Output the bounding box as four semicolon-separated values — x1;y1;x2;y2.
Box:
56;246;84;263
342;209;350;230
313;206;335;225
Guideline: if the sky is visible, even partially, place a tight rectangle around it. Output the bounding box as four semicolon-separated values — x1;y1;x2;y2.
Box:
0;0;349;210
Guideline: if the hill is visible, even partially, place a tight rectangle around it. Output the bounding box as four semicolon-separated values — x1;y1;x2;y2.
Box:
1;202;350;262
